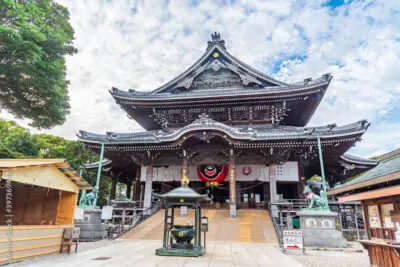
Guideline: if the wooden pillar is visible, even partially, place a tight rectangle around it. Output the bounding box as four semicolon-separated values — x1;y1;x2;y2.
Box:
297;182;305;199
143;166;153;209
269;164;277;202
235;182;241;208
264;182;270;206
163;207;168;248
229;150;236;218
133;168;141;202
297;161;305;199
110;179;117;200
126;182;131;199
362;201;371;239
180;150;189;217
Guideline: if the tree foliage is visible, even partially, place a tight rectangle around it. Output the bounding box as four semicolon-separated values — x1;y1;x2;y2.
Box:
0;0;77;129
0;119;111;206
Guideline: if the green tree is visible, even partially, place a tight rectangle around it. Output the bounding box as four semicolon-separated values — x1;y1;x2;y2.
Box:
0;119;39;156
0;0;77;129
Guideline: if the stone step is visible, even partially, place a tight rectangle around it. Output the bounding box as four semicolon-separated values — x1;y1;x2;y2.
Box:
120;209;278;244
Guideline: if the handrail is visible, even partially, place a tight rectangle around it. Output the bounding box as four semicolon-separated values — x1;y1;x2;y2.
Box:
109;201;162;239
268;203;284;247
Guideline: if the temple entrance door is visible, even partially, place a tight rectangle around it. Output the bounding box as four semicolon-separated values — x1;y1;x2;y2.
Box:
238;181;265;209
198;182;230;209
208;182;230;208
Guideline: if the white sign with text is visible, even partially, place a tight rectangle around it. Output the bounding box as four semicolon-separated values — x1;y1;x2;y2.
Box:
283;230;303;250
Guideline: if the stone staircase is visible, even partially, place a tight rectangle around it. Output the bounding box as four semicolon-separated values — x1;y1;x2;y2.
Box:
120;209;278;244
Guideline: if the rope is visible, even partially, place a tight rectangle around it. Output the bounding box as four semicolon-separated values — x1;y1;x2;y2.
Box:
159;181;265;192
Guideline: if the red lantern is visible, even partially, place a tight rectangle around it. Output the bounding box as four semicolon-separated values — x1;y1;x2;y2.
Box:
197;164;228;183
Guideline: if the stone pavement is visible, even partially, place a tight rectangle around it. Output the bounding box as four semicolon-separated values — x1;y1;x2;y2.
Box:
13;240;304;267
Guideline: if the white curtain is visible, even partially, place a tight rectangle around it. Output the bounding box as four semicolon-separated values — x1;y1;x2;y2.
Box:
140;162;298;182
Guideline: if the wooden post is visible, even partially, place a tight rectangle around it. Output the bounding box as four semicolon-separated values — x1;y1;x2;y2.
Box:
133;168;141;202
163;206;168;248
198;206;202;247
362;201;371;239
355;205;360;240
269;164;277;202
110;179;117;200
180;150;189;217
143;166;153;209
229;149;236;218
126;182;131;199
93;143;105;208
182;150;189;182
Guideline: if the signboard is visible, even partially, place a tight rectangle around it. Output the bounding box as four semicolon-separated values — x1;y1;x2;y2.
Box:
283;230;304;252
74;208;84;220
368;205;381;228
101;206;113;220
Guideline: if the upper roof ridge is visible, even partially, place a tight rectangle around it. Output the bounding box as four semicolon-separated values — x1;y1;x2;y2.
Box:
207;32;226;51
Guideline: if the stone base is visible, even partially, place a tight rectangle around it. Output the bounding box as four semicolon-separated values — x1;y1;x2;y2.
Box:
155;247;205;257
75;208;105;241
301;229;347;247
296;211;347;248
230;204;236;218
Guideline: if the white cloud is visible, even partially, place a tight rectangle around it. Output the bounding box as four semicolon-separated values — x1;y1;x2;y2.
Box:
1;0;399;157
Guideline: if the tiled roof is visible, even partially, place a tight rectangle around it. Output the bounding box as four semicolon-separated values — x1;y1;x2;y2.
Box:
340;154;379;166
79;117;370;144
153;185;208;200
110;76;329;101
329;156;400;194
84;159;113;169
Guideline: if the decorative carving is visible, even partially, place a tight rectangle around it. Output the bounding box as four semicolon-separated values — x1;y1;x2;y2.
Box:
322;73;332;81
150;103;290;129
304;78;312;84
190;69;245;90
204;59;228;72
207;32;226;50
176;149;197;159
150;109;170;128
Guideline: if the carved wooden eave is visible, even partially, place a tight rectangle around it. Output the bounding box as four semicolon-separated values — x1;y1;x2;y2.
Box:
109;33;332;130
78;117;369;145
79;117;373;183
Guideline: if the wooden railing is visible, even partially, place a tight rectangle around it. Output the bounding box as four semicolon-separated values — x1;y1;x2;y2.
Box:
269;199;365;241
360;240;400;267
106;201;162;239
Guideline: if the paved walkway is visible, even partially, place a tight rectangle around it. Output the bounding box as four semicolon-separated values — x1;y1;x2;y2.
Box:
14;240;304;267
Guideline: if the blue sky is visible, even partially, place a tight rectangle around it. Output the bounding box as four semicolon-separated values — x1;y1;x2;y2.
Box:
2;0;399;158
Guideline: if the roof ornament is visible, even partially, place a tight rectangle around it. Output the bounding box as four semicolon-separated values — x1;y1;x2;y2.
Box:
196;113;210;122
322;73;332;82
207;32;226;51
304;77;312;84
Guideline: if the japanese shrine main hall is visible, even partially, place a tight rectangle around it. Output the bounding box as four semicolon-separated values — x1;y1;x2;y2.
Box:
79;33;376;216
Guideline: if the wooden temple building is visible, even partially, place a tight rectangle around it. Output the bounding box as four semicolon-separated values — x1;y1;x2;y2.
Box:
328;150;400;266
78;33;377;217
